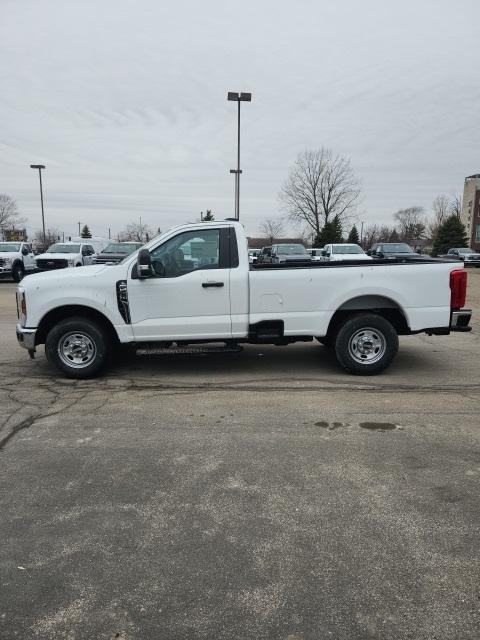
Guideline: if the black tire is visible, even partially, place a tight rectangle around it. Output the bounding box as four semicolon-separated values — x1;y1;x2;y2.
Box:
45;316;111;379
12;263;24;283
334;313;399;375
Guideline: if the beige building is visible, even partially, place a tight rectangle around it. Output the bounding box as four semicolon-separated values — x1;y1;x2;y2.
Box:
461;174;480;251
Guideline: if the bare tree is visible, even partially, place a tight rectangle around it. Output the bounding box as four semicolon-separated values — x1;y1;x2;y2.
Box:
393;207;426;244
258;217;285;244
449;194;462;218
429;195;450;238
362;224;380;249
32;228;60;251
361;224;398;248
118;221;153;243
0;194;25;230
279;148;361;236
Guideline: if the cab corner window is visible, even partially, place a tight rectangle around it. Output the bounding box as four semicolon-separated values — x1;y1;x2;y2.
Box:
150;229;221;278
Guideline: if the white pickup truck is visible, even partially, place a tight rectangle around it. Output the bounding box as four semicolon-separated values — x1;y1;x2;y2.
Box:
0;241;36;282
16;221;472;378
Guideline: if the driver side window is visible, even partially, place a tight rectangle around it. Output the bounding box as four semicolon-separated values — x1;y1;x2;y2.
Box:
150;229;220;278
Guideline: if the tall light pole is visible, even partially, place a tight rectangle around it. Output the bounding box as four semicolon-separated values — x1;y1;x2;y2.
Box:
30;164;46;247
360;220;365;246
227;91;251;220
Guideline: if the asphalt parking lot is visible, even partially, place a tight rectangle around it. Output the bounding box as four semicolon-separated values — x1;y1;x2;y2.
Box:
1;273;480;640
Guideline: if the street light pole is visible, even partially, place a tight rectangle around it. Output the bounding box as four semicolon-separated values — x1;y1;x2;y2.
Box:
227;91;251;220
30;164;46;247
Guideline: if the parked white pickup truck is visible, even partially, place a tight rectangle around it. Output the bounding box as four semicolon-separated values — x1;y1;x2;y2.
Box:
35;242;96;271
16;221;472;378
0;241;36;282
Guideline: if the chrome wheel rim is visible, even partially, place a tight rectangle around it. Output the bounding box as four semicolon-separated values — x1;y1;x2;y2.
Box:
58;332;97;368
348;327;386;364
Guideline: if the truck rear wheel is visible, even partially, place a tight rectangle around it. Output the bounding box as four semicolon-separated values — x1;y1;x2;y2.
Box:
334;313;398;375
12;263;24;283
45;317;111;379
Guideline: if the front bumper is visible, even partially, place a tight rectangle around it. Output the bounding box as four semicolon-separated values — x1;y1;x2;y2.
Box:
450;309;472;332
16;323;37;350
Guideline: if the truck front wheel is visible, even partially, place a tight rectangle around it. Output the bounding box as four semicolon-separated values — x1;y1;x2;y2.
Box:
45;317;111;379
334;313;398;375
12;263;24;282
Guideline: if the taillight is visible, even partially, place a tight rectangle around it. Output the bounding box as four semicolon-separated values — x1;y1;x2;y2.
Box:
450;269;467;309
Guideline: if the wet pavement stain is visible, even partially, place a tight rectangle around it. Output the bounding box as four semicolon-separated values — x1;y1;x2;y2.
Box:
360;422;397;431
315;421;350;431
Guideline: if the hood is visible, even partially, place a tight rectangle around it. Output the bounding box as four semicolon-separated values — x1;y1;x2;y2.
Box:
36;252;80;260
23;263;108;285
94;252;126;260
331;253;371;261
278;254;312;260
0;252;20;259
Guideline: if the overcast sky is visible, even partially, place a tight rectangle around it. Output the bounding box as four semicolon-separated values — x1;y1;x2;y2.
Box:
1;0;479;239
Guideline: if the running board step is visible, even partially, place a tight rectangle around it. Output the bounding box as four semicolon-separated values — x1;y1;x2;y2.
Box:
136;343;243;356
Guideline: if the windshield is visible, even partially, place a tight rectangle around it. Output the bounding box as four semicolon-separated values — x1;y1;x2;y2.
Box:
276;244;307;255
332;245;364;254
47;244;80;254
0;243;21;252
103;243;140;254
382;244;414;254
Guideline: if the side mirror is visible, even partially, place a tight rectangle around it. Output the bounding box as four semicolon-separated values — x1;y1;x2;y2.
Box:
22;247;29;256
137;248;153;278
321;250;327;257
366;250;372;256
152;259;166;277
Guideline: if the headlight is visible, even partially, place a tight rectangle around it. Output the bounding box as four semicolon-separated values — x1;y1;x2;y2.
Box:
67;258;75;267
3;257;13;266
17;288;27;326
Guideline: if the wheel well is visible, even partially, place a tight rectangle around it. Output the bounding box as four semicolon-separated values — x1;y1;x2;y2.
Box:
35;305;119;346
326;296;409;337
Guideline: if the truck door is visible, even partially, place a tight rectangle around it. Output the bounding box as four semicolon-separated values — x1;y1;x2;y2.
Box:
82;245;95;265
128;227;233;341
22;244;35;270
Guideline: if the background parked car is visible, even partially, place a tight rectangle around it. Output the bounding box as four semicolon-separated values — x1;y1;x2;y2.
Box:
368;243;418;258
35;242;96;271
438;247;480;266
0;241;36;282
248;249;260;264
256;246;272;263
321;243;371;261
261;243;312;264
93;241;143;265
306;248;322;261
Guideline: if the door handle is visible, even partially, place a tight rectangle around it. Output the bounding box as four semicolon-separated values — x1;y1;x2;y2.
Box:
202;282;224;288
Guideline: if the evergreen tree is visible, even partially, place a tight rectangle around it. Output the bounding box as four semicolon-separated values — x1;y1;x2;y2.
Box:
347;224;359;244
80;224;92;238
314;215;343;246
388;228;399;242
201;209;214;221
431;215;468;256
332;215;343;242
